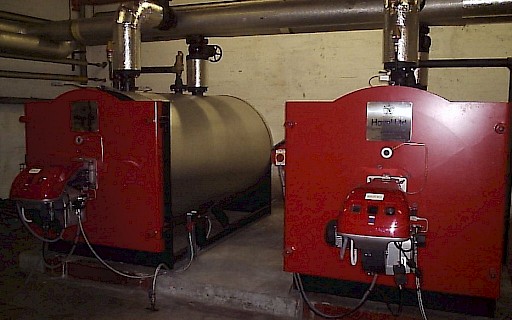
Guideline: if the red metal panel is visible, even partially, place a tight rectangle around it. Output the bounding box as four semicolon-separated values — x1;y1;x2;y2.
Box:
24;88;164;253
284;86;510;299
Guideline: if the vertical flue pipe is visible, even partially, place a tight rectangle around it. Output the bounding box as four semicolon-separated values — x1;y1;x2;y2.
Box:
112;0;165;91
383;0;422;64
383;0;422;86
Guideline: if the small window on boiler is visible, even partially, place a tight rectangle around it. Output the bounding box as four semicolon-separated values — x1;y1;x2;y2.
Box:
71;101;99;132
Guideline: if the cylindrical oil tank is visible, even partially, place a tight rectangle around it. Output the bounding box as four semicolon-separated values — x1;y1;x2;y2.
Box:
129;91;272;216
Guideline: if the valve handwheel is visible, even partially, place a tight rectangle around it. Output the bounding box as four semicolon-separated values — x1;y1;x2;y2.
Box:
209;45;223;62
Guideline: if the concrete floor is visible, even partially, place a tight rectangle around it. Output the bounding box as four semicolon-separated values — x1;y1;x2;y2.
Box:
2;200;512;319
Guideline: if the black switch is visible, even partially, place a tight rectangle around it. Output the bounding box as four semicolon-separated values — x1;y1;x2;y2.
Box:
385;207;396;215
351;204;362;213
368;205;378;214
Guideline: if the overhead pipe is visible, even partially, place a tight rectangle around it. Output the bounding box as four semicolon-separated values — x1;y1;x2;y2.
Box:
0;14;76;59
0;31;76;59
24;0;512;46
0;20;29;34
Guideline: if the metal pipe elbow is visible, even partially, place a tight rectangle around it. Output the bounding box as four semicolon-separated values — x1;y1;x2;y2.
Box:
113;0;165;73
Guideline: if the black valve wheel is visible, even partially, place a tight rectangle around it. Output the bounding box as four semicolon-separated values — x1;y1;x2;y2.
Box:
209;45;223;63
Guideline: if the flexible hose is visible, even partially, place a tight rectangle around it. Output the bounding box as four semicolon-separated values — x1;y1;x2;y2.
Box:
41;223;81;270
174;230;195;273
294;273;378;319
416;276;428;320
78;215;154;279
149;263;170;310
17;203;64;243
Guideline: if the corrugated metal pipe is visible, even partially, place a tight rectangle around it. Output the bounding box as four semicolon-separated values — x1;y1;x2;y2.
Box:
23;0;512;46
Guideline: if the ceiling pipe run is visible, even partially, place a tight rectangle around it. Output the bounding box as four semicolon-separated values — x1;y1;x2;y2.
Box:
24;0;512;46
0;30;76;59
0;13;75;59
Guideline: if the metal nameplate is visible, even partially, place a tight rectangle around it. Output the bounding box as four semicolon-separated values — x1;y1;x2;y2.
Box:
366;102;412;142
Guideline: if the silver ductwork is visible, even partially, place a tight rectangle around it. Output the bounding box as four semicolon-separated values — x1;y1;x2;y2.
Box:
23;0;512;46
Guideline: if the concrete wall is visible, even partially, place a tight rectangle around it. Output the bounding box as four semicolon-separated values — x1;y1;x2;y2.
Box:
0;0;511;198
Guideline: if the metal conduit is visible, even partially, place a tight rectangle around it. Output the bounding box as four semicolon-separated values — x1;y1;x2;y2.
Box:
23;0;512;46
0;52;106;67
0;70;104;82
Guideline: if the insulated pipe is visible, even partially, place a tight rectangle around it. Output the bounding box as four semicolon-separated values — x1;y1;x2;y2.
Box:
113;0;164;73
0;15;76;59
24;0;512;46
0;20;28;34
383;0;421;64
0;31;76;59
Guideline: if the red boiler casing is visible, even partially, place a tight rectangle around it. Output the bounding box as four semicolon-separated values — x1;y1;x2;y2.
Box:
15;89;166;253
284;86;510;302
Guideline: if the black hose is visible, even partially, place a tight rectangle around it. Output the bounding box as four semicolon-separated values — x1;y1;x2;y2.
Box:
293;273;378;319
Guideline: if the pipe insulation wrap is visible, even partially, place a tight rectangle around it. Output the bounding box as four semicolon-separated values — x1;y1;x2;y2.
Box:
113;0;164;72
383;0;421;64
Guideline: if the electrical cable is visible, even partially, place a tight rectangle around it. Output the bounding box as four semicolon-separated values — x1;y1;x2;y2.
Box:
368;75;380;87
294;273;378;319
394;241;413;253
391;143;428;195
413;242;428;320
77;215;154;279
383;285;403;317
206;215;212;239
41;224;81;270
278;165;286;198
17;203;64;243
78;215;174;311
174;230;195;273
